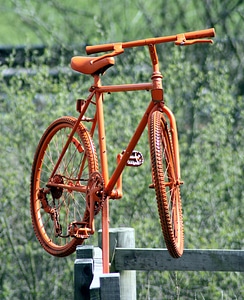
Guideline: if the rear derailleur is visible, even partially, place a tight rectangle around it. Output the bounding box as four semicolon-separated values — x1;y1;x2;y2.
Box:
38;188;62;237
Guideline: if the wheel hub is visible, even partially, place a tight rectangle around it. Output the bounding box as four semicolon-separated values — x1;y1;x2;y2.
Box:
50;174;64;199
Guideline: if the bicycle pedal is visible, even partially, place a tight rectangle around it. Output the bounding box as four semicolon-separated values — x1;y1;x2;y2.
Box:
68;221;90;239
74;229;90;239
122;150;144;167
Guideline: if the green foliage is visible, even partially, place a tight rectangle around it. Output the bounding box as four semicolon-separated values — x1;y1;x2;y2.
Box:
0;1;244;299
104;46;244;299
0;58;78;299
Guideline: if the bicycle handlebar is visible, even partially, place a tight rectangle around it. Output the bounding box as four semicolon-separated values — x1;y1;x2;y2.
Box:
86;28;215;54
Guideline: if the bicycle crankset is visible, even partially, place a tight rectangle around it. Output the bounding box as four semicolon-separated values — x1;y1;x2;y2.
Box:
86;171;105;215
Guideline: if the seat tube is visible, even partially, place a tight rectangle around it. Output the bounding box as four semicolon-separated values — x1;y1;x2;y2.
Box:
96;91;109;185
94;76;110;273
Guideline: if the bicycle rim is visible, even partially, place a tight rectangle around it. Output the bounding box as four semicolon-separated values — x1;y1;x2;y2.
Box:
30;116;98;257
149;110;184;258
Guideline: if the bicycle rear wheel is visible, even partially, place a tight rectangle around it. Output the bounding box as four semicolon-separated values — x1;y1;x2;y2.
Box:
149;110;184;258
30;116;98;257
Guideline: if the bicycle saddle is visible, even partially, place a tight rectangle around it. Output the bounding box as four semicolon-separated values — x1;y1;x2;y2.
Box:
71;56;115;75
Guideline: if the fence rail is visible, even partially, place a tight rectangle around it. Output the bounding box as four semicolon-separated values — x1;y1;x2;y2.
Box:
115;248;244;272
74;228;244;300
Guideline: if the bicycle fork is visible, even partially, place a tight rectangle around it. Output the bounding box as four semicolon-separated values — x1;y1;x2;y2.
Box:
162;105;181;183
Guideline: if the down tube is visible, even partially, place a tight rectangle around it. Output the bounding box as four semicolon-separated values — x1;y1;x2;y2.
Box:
162;105;181;181
105;100;156;196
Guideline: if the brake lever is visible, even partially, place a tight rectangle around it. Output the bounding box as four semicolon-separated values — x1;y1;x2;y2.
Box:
175;39;214;46
90;43;124;64
175;34;214;46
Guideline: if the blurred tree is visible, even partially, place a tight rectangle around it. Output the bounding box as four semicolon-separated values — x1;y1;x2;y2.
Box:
0;0;243;299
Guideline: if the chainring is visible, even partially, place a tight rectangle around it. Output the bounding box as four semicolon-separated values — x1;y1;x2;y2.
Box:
86;171;105;216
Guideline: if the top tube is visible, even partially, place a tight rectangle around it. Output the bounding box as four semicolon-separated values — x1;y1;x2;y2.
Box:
86;28;215;54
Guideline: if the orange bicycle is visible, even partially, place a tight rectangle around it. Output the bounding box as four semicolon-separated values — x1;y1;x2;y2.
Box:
30;28;215;270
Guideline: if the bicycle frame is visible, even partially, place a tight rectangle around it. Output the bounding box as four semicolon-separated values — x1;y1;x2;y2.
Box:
49;27;216;203
30;27;215;271
89;78;181;198
73;45;181;272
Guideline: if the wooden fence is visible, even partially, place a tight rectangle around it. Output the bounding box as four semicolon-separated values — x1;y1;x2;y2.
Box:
0;45;79;84
74;228;244;300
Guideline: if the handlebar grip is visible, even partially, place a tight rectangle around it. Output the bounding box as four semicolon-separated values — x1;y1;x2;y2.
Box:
184;28;215;40
86;43;115;54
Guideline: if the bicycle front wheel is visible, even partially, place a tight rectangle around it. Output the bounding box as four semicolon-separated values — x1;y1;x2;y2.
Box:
149;110;184;258
30;116;98;257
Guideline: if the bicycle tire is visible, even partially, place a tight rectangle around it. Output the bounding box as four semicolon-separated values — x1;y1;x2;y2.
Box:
30;116;98;257
149;110;184;258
